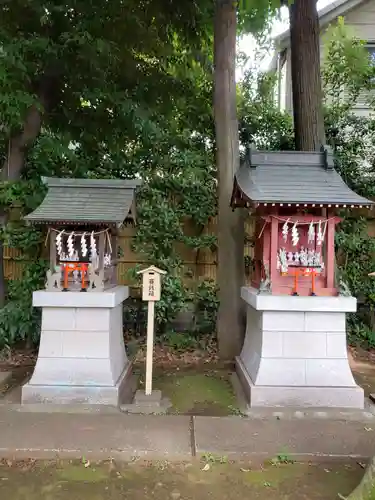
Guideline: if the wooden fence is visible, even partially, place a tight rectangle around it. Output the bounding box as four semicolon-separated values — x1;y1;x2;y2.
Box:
3;217;256;285
6;214;375;285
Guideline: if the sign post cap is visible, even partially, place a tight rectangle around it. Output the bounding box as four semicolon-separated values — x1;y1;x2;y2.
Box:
137;265;167;276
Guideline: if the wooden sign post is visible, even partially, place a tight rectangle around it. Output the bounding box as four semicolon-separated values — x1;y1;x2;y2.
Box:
137;266;166;395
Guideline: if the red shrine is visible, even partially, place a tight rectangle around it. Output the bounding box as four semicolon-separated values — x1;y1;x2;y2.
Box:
231;147;374;297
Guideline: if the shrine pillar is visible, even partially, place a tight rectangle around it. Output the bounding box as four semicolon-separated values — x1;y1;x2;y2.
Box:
236;287;363;408
22;287;134;405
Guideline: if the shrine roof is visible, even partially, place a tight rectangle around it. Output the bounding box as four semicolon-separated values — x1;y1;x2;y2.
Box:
24;177;142;225
232;149;374;208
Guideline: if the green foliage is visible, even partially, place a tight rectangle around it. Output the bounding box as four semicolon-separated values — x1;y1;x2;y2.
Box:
237;0;280;34
322;19;375;346
0;0;288;349
160;331;200;351
335;216;375;302
238;72;294;151
158;278;219;349
0;179;47;347
347;318;375;349
0;0;217;347
270;452;295;465
0;260;47;348
154;275;190;334
322;17;375;118
193;280;219;335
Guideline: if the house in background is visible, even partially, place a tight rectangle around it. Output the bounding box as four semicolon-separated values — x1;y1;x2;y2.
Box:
272;0;375;117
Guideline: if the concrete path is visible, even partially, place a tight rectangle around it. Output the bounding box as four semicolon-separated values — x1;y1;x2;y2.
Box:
1;408;375;461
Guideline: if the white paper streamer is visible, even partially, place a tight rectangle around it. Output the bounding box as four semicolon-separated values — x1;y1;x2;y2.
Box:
291;223;299;246
56;230;63;257
90;231;97;256
282;220;289;243
81;232;88;257
317;221;323;246
67;232;75;258
308;222;315;243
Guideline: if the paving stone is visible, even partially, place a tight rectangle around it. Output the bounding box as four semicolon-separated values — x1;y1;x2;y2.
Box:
193;416;375;460
0;411;192;460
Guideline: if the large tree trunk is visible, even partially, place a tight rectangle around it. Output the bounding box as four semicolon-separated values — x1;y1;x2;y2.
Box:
0;72;57;306
1;105;44;181
289;0;325;150
214;0;245;359
0;105;44;306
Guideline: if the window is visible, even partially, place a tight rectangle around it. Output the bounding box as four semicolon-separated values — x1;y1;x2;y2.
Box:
366;45;375;66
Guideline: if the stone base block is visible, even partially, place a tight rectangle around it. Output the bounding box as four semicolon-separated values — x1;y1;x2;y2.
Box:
120;390;172;415
22;286;133;407
237;287;364;409
134;390;163;406
236;356;364;409
22;362;136;406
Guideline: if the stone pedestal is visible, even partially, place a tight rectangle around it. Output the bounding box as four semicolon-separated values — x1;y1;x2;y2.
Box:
22;286;133;406
236;287;364;409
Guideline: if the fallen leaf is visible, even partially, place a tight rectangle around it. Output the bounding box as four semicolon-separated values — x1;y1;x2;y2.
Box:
84;460;90;468
365;427;373;432
240;468;251;472
202;463;210;471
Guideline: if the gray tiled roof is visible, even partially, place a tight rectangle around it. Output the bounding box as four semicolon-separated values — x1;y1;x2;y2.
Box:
25;177;141;225
234;150;373;206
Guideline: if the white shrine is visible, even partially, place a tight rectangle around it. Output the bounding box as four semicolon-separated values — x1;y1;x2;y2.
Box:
21;177;141;405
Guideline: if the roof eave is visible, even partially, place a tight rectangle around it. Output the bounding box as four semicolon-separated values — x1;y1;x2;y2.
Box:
243;199;373;208
24;218;125;225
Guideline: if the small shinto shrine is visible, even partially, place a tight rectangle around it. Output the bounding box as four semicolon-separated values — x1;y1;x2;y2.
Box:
22;177;141;406
231;147;373;409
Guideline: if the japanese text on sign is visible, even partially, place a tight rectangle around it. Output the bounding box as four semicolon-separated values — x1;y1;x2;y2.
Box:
142;272;161;301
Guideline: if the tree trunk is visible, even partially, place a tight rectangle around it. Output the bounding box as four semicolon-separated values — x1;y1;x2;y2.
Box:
214;0;245;359
0;104;44;306
289;0;325;150
0;70;56;306
1;105;44;181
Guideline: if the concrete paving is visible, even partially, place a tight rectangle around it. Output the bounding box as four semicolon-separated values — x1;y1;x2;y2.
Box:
0;411;191;460
193;416;375;460
0;408;375;461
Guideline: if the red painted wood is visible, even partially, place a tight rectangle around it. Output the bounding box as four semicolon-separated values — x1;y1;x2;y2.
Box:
252;205;340;295
326;216;336;289
270;216;279;285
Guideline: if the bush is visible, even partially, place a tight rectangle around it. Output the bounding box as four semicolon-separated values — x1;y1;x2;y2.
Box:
0;259;47;349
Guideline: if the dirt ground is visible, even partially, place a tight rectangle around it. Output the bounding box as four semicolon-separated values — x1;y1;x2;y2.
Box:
0;459;365;500
349;348;375;398
0;346;373;498
3;345;375;414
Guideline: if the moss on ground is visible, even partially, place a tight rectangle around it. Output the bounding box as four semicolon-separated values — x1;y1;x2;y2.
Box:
0;460;364;500
152;370;239;415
